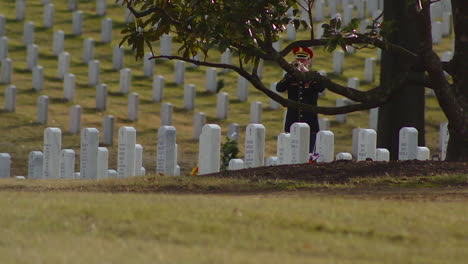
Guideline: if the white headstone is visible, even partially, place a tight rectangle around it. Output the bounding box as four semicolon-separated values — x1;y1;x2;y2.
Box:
43;127;62;179
375;148;390;162
82;38;95;63
442;12;452;36
143;52;154;77
319;118;330;131
125;7;134;23
103;115;114;146
174;60;185;85
227;123;240;142
184;84;196;111
152;75;164;102
347;77;359;90
72;11;83;36
156;126;178;176
277;132;292;165
369;107;379;131
160;34;172;57
329;0;337;18
269;82;281;110
244;124;265;168
0;36;8;60
97;147;109;179
343;4;354;26
96;0;107;16
286;23;296;41
237;76;248;102
356;0;365;18
367;0;378;16
16;0;26;21
119;68;131;94
4;85;16;112
53;30;64;56
221;48;232;72
432;21;442;44
314;0;325;21
250;101;262;124
43;3;54;28
117;126;136;178
315;130;334;163
68;0;78;10
134;144;145;176
216;92;229;120
28;151;43;179
333;50;344;74
0;58;12;84
198;124;221;175
128;92;139;121
161;102;173;126
290;122;310;164
398;127;418;160
439;122;449;161
113;46;124;70
60;149;75;179
206;68;217;93
273;40;282;51
228;159;244;170
96;83;107;111
356;129;377;161
364;57;376;83
0;15;4;37
58;52;70;79
0;153;11;178
101;18;112;43
64;73;76;101
69;105;81;135
37;95;48;124
351;127;364;158
27;44;39;70
79;128;99;179
416;147;430;161
193;112;206;140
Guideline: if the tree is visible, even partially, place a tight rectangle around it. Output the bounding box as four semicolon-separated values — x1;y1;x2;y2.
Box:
118;0;468;161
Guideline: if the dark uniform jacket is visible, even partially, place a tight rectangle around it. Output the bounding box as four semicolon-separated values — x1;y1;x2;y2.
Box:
276;72;325;152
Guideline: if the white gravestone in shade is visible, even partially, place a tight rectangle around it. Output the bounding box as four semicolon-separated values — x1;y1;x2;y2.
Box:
269;82;281;110
28;151;43;179
43;4;54;29
0;15;5;37
160;34;172;57
152;75;164;102
442;12;452;36
134;144;145;176
416;147;430;161
23;22;35;46
88;60;100;87
221;48;232;73
193;112;206;140
27;44;39;70
82;38;95;63
333;50;344;74
37;95;48;124
356;129;377;161
53;30;64;56
244;124;266;168
314;0;325;21
343;4;354;26
347;77;359;90
161;102;173;126
120;68;131;94
216;92;229;120
143;52;154;77
398;127;418;160
375;148;390;162
4;85;16;112
277;133;292;165
174;60;185;85
198;124;221;175
156;126;178;176
0;58;12;84
60;149;75;179
96;0;107;16
128;92;139;121
184;84;196;111
439;122;449;161
315;130;334;163
228;159;244;170
68;0;78;10
319;118;330;131
351;128;364;158
101;18;112;43
228;123;240;143
250;101;262;124
336;152;352;161
237;76;248;102
79;128;99;179
286;23;296;41
97;147;109;179
0;36;8;60
64;73;75;101
96;83;107;111
432;21;442;44
103;115;114;146
113;46;124;70
364;57;376;83
72;11;83;36
290;123;310;164
117;126;136;178
369;107;379;131
0;153;11;178
69;105;81;135
43;128;62;179
58;52;70;79
206;68;217;93
328;0;337;17
16;0;26;21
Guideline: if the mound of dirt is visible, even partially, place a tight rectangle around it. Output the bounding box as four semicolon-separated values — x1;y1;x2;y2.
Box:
207;160;468;184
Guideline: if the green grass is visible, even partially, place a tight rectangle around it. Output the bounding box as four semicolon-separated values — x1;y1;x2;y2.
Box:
0;0;454;177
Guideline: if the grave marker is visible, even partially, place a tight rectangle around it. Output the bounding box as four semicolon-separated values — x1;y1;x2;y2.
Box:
369;107;379;131
221;48;232;72
96;83;107;111
244;124;265;168
28;151;43;179
26;44;39;70
103;115;114;146
266;157;279;166
206;68;217;93
333;50;344;74
439;122;449;161
157;126;178;176
4;85;16;112
364;57;376;83
198;124;221;174
375;148;390;162
135;144;145;176
277;132;292;165
286;23;296;41
53;30;64;56
0;58;12;84
143;53;154;77
88;60;100;87
0;153;11;178
113;46;124;70
58;52;70;79
96;0;106;16
97;147;109;179
43;3;54;29
152;75;164;102
82;38;95;63
64;73;75;101
319;118;330;131
16;0;26;21
80;128;100;179
128;92;139;121
228;123;240;142
60;149;75;179
237;76;248;102
432;21;442;44
290;123;310;164
398;127;418;160
193;112;206;140
416;147;430;161
174;60;185;85
117;126;136;178
442;12;452;36
161;102;173;126
336;152;352;161
0;36;8;60
43;127;62;179
216;92;229;120
329;0;337;17
184;84;196;111
23;22;34;46
72;11;83;36
356;129;377;161
68;0;78;10
250;101;262;124
37;95;48;124
228;159;244;170
315;0;325;21
0;15;4;37
315;130;334;163
160;34;172;57
120;68;131;94
101;18;112;43
69;105;81;135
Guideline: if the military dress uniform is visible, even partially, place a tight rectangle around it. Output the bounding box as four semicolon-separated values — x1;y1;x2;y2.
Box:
276;73;325;153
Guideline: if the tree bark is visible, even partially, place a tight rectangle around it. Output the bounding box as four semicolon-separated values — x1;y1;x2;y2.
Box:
377;0;426;160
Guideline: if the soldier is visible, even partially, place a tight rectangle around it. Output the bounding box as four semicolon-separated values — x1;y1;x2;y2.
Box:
276;46;325;153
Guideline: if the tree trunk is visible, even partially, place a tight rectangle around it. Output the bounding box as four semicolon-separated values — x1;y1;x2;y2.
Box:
377;0;426;160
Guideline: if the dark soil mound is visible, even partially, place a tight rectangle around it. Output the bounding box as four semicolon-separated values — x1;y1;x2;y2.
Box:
206;160;468;184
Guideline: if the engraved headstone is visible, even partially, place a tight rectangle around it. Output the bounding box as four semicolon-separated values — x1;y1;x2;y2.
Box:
156;126;178;176
69;105;81;135
161;102;173;126
60;149;75;179
364;57;376;83
416;147;430;161
333;50;344;74
221;48;232;73
27;44;39;70
432;21;442;44
439;122;449;161
96;0;107;16
135;144;145;176
96;83;107;111
244;124;265;168
0;36;8;60
227;123;240;142
28;151;43;179
398;127;418;160
103;115;114;146
375;148;390;162
290;122;310;164
198;124;221;175
43;3;54;28
336;152;352;161
43;127;62;179
23;22;34;46
369;107;379;131
160;33;172;57
237;76;248;102
16;0;26;21
228;159;244;170
250;101;262;124
442;12;452;36
356;129;377;161
68;0;78;10
174;60;185;85
269;82;281;110
314;0;325;21
216;92;229;120
37;95;48;124
97;147;109;179
82;38;95;63
277;132;291;165
117;126;136;178
88;60;100;87
319;118;330;131
315;130;334;163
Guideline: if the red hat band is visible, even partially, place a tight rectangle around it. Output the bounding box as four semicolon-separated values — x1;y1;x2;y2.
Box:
293;47;314;60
